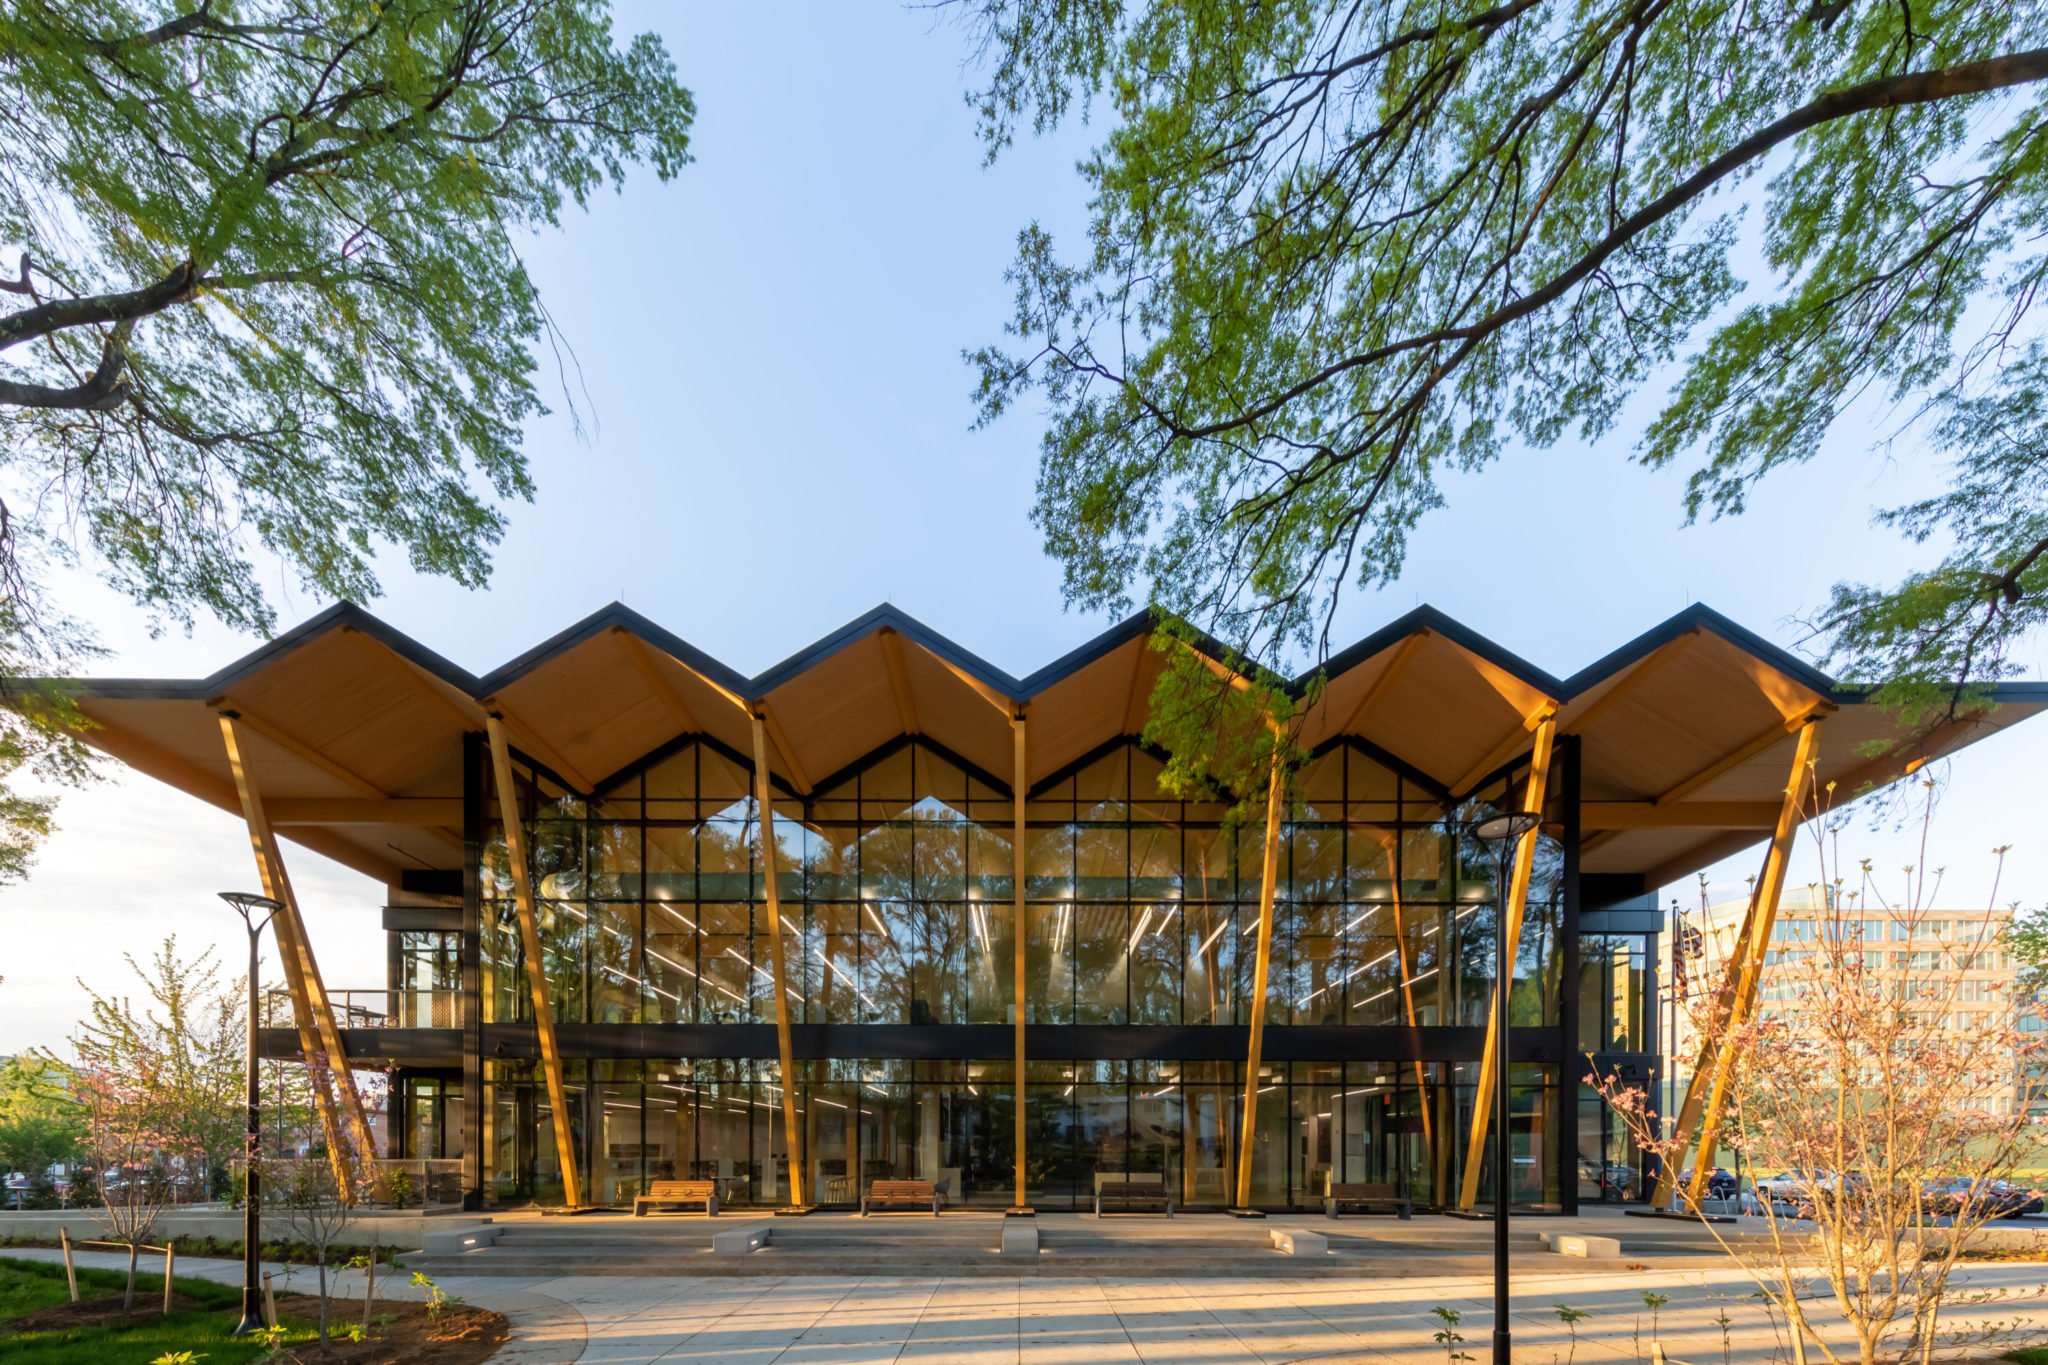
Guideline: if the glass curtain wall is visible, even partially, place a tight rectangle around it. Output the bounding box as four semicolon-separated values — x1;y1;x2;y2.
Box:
473;736;1569;1209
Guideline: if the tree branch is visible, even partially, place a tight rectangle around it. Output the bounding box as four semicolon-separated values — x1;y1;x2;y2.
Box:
0;322;133;411
0;261;195;351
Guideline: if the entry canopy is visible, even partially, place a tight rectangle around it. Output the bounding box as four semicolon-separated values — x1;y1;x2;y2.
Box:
60;601;2048;894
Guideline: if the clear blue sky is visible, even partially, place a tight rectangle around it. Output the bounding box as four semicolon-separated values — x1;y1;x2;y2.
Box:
1;4;2042;1051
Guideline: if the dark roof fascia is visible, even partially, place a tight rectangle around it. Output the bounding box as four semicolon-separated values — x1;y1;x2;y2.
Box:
749;603;1026;702
49;601;483;703
1300;604;1568;699
474;601;752;701
1557;603;1839;700
1016;608;1296;700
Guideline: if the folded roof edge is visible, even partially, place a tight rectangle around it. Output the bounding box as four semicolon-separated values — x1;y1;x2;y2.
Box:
47;597;2048;710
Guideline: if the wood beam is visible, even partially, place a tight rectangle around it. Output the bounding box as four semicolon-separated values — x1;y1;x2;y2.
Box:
1650;717;1821;1212
1451;702;1558;799
879;629;921;736
1334;631;1430;736
219;715;376;1186
613;627;702;732
1562;630;1702;734
1580;802;1781;830
757;702;813;796
1378;832;1436;1168
1456;714;1558;1211
931;654;1017;717
485;715;585;1208
1012;711;1029;1211
267;798;463;825
751;712;807;1207
481;697;598;795
214;701;387;799
1234;749;1287;1210
1653;703;1824;808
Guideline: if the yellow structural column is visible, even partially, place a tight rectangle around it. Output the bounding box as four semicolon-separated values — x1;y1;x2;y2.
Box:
1652;716;1821;1211
1011;711;1030;1211
1456;714;1557;1212
750;712;807;1208
1233;748;1287;1210
484;716;585;1209
1379;833;1436;1166
218;714;374;1188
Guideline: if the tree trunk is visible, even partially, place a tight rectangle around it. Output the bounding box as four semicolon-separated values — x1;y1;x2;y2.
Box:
316;1257;329;1343
123;1240;137;1309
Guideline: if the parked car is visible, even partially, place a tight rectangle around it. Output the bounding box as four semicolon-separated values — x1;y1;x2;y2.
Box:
1679;1166;1737;1199
1756;1171;1814;1203
1922;1177;2045;1220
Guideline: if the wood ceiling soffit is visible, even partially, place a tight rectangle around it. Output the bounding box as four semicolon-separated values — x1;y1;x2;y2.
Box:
210;700;388;799
1653;702;1825;807
613;627;701;731
932;653;1015;717
879;629;920;735
1333;630;1430;737
1720;641;1833;723
1120;640;1151;738
1563;629;1703;735
1450;700;1559;798
339;626;485;729
1462;646;1559;720
756;703;814;795
480;697;599;794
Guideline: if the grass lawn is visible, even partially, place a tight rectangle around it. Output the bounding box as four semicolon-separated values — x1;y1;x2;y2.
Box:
2007;1351;2048;1365
0;1255;320;1363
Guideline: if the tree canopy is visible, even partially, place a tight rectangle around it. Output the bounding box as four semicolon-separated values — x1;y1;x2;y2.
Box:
0;0;693;879
963;0;2048;726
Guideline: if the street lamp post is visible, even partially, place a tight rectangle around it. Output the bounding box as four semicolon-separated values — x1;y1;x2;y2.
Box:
220;891;283;1336
1474;811;1542;1365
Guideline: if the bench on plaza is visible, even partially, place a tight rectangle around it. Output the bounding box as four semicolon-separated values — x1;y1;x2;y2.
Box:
861;1178;942;1216
1324;1181;1411;1220
633;1178;719;1217
1095;1181;1174;1217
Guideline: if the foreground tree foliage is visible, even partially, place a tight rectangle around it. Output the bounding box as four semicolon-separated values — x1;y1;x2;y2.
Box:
0;0;694;878
962;0;2048;725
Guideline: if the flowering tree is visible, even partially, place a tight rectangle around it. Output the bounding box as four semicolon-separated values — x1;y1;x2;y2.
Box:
1597;780;2048;1365
73;1064;195;1309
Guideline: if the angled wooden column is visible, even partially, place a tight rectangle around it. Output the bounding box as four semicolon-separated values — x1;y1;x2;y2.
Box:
1233;748;1287;1210
484;715;584;1209
218;714;375;1183
1379;832;1436;1166
1652;716;1820;1211
1011;711;1030;1210
750;712;807;1208
1456;713;1557;1212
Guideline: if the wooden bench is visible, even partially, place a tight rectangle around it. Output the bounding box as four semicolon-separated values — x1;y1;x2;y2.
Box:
1095;1181;1174;1217
1324;1181;1411;1220
861;1179;941;1216
634;1179;719;1217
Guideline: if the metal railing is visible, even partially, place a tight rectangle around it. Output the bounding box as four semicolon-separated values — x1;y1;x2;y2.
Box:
263;988;459;1030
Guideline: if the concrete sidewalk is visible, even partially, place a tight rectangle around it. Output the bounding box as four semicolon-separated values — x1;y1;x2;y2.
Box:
7;1246;2046;1364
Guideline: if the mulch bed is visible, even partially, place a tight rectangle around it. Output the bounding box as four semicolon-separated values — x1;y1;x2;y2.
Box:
2;1288;510;1363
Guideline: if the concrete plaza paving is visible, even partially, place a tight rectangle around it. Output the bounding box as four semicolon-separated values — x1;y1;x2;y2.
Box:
11;1236;2048;1364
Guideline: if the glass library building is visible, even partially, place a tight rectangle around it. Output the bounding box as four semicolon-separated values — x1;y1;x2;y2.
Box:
65;601;2045;1213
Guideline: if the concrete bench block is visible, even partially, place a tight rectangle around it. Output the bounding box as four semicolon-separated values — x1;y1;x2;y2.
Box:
1552;1234;1621;1259
418;1224;501;1255
1270;1228;1328;1257
712;1223;772;1256
1001;1220;1039;1257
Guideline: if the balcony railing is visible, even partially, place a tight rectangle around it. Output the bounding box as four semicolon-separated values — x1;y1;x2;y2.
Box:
263;988;459;1030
